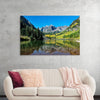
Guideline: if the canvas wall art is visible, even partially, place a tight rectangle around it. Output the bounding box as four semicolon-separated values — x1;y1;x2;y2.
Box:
20;15;80;55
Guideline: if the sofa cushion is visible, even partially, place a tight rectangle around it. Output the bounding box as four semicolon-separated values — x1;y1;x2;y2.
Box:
38;87;63;96
63;88;80;97
13;87;37;96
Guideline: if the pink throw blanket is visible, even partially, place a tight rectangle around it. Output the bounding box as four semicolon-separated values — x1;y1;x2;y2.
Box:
59;67;94;100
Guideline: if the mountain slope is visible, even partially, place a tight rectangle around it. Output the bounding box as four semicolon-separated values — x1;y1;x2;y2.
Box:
20;16;36;30
67;17;80;32
56;17;80;39
20;16;43;41
45;17;80;40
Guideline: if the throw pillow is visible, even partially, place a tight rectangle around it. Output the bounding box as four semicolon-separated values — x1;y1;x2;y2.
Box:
8;71;23;88
20;69;45;87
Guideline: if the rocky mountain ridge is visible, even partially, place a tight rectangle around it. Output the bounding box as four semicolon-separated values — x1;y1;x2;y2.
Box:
40;25;68;33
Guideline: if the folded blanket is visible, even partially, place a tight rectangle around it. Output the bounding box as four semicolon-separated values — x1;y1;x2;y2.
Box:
59;67;94;100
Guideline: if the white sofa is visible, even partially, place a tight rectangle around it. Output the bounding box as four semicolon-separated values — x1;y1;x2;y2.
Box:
4;69;96;100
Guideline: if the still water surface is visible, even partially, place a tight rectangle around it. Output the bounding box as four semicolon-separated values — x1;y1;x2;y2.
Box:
20;39;80;55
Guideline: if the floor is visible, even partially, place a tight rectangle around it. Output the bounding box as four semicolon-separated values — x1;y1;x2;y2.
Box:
0;97;100;100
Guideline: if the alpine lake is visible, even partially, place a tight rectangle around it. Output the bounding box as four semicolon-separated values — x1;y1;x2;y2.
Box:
20;39;80;55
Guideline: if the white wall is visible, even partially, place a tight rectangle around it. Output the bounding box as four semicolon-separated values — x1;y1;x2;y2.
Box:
0;0;100;95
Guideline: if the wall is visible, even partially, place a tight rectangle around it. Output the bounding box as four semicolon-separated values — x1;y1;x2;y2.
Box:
0;0;100;95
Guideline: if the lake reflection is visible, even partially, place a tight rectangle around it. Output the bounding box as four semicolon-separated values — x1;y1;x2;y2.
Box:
20;39;80;55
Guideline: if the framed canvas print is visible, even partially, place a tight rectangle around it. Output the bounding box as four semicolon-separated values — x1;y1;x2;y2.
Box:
20;15;80;55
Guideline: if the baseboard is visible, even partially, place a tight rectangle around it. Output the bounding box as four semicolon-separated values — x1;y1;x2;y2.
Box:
0;95;6;97
94;95;100;98
0;95;100;97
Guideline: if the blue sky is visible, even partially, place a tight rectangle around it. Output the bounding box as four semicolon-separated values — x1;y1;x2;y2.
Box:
23;15;79;28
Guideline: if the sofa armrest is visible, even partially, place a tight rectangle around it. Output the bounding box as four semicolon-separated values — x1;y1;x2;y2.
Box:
4;76;14;100
83;75;96;95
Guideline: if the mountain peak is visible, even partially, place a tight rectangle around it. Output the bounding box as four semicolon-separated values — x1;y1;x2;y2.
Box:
50;24;54;26
40;25;67;33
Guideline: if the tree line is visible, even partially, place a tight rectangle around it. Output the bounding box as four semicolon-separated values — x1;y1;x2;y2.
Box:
21;20;43;41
